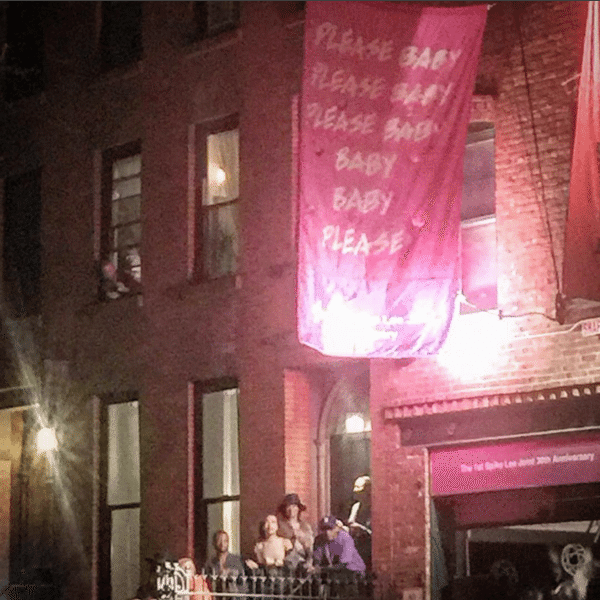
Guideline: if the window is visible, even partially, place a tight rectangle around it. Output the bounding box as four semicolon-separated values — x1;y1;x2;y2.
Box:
100;142;142;300
461;122;497;312
195;383;240;560
99;1;142;72
99;398;140;600
192;1;240;40
3;169;42;317
195;117;239;279
3;2;45;102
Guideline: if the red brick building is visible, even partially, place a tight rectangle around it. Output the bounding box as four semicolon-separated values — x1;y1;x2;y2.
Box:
1;2;599;600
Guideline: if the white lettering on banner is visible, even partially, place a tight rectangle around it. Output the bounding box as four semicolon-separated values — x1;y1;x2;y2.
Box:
391;82;454;107
335;147;397;178
313;22;394;62
398;46;462;70
383;118;440;143
305;103;377;135
333;187;394;216
311;62;387;100
322;225;409;256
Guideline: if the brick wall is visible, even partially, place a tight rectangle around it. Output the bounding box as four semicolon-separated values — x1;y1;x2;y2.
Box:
284;369;314;521
370;2;595;595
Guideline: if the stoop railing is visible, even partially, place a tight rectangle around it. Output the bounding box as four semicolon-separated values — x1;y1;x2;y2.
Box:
156;562;374;600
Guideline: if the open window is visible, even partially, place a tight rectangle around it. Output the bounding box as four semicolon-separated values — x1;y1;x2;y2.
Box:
461;122;497;313
100;141;142;300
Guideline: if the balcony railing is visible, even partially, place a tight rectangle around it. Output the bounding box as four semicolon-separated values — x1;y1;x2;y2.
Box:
156;562;374;600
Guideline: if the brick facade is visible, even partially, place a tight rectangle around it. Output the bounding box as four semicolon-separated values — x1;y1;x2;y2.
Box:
0;2;597;600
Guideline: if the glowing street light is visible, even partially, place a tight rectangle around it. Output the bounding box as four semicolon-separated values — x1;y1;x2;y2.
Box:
345;414;366;434
36;427;58;452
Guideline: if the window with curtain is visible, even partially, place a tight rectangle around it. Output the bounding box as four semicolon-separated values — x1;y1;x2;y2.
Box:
461;122;497;312
196;117;239;279
100;141;142;300
99;399;140;600
195;385;240;559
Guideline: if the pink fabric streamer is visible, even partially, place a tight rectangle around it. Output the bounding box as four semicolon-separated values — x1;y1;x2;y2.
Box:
298;1;487;357
564;1;600;301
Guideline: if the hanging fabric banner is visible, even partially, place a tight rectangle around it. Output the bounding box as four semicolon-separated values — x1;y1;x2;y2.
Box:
298;1;487;358
563;1;600;301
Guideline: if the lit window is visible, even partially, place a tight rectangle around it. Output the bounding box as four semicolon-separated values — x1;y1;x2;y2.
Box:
100;142;142;300
99;399;140;600
196;385;240;558
196;117;239;279
461;123;497;312
193;1;240;39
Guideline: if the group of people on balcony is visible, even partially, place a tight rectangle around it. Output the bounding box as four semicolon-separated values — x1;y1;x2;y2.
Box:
204;491;368;579
132;481;372;599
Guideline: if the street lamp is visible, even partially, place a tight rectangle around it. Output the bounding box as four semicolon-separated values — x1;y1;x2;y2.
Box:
36;427;58;453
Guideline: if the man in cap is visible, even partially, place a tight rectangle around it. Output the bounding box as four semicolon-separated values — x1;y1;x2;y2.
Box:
312;515;366;574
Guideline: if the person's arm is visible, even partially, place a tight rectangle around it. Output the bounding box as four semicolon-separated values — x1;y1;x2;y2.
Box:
338;530;359;568
313;539;325;567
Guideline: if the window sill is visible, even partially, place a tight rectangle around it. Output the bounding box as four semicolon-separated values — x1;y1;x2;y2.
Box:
163;274;239;302
184;28;242;59
90;60;144;88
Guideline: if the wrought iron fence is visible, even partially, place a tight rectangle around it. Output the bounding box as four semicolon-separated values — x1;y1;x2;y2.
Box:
2;584;57;600
156;562;374;600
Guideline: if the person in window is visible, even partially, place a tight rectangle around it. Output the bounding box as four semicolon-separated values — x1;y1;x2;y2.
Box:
247;514;293;573
204;530;245;577
276;493;314;572
203;530;247;599
313;515;366;575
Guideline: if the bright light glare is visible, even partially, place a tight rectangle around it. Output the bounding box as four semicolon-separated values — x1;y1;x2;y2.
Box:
37;427;58;452
437;312;504;379
314;293;387;356
214;166;227;186
345;414;365;434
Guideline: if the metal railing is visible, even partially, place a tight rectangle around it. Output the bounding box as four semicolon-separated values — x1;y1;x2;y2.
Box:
156;562;374;600
2;584;57;600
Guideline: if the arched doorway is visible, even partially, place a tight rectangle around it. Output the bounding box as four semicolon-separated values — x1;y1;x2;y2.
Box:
315;365;370;524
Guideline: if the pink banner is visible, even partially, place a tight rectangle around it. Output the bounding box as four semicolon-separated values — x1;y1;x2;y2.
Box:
563;1;600;301
430;434;600;496
298;1;487;358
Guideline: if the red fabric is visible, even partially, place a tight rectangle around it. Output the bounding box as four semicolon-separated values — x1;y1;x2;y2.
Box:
298;1;487;358
564;1;600;300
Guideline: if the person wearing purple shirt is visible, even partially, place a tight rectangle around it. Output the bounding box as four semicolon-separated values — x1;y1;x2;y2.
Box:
312;515;366;574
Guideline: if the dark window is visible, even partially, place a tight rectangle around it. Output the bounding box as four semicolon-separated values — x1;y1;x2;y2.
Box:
194;381;240;560
3;2;45;102
461;122;497;312
3;169;42;317
195;116;239;280
99;1;142;71
100;142;142;300
193;1;240;40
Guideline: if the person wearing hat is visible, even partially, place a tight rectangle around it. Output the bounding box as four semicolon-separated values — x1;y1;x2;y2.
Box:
276;493;314;571
313;515;366;575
